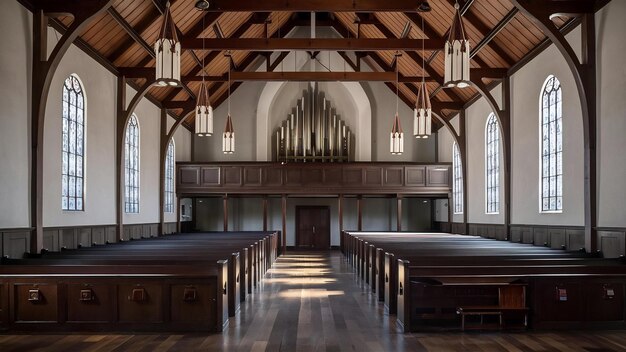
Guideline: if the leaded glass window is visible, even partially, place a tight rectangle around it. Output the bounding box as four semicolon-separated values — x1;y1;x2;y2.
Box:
540;75;563;212
62;75;85;211
164;140;175;213
125;114;140;213
485;113;500;214
453;142;463;214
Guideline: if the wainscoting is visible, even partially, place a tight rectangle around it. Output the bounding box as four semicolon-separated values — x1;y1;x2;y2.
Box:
434;222;626;258
0;222;178;259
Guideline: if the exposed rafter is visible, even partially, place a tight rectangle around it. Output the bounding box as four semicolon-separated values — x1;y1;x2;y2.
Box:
196;0;433;12
179;38;446;51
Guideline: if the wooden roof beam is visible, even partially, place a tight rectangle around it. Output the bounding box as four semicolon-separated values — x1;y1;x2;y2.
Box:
179;38;446;51
360;17;465;104
471;8;519;59
196;0;433;12
107;7;154;58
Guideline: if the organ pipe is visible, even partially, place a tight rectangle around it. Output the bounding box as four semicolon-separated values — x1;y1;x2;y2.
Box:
274;83;352;162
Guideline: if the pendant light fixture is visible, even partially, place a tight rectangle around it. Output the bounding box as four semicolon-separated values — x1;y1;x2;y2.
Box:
222;53;235;154
155;1;181;87
414;15;432;138
444;1;471;88
195;15;213;136
390;52;404;155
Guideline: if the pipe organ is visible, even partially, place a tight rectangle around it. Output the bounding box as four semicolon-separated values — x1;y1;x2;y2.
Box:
274;83;353;162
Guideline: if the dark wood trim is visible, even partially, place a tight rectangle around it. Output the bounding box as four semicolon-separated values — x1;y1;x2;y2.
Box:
158;108;167;236
396;195;402;231
338;195;344;235
357;196;363;231
223;195;229;232
281;195;287;254
262;197;268;231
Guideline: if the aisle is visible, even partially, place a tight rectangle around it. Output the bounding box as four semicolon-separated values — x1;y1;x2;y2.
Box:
1;251;626;351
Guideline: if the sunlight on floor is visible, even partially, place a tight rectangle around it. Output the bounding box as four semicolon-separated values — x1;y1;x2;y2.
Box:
279;288;345;298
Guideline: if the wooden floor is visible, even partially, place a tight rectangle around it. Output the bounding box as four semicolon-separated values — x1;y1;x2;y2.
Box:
2;251;626;351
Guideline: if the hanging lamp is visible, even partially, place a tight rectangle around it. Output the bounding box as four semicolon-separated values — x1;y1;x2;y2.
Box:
444;1;471;88
414;15;432;138
155;1;181;87
390;52;404;155
195;15;213;136
222;54;235;154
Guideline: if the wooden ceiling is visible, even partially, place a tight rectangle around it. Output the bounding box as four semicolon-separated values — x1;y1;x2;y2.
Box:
29;0;584;128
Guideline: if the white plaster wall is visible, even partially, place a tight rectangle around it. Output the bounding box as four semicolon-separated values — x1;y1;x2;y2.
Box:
194;81;266;161
122;87;161;225
42;40;117;227
465;85;505;224
596;0;626;228
0;2;31;228
437;114;459;163
510;27;584;226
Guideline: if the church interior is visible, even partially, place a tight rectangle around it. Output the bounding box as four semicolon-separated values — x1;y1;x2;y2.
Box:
1;0;626;350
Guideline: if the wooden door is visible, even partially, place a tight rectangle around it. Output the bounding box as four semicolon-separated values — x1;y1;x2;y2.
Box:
296;206;331;250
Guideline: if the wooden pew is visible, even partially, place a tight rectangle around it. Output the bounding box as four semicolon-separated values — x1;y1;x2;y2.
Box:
0;231;279;332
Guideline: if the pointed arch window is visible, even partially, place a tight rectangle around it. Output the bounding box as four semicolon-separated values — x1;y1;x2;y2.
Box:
62;75;85;211
485;113;500;214
453;142;463;214
540;75;563;212
164;140;175;213
125;114;140;213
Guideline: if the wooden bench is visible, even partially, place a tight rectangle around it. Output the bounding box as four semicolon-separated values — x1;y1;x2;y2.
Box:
0;231;280;332
341;231;626;332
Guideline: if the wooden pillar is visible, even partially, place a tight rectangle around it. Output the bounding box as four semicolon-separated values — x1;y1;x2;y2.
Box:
502;77;512;238
281;195;287;254
396;195;403;231
176;196;181;233
158;108;167;236
115;76;126;242
338;195;344;234
357;196;363;231
223;195;229;232
262;197;268;231
581;13;598;253
459;109;469;235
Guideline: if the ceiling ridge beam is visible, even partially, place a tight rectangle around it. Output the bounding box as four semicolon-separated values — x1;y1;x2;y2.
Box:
187;0;436;12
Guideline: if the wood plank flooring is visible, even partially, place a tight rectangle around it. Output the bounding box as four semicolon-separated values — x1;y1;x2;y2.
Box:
2;251;626;351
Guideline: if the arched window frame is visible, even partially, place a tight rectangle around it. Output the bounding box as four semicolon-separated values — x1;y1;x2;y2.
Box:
540;75;563;212
164;139;175;213
485;113;500;214
61;74;86;211
453;142;463;214
125;114;140;213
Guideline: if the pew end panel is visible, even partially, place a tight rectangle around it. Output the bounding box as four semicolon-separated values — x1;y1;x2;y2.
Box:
229;252;241;317
397;260;411;332
384;252;397;314
376;248;385;302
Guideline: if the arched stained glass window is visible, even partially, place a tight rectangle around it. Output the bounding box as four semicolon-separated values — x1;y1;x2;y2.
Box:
540;75;563;212
125;114;140;213
62;75;85;211
164;140;175;213
485;113;500;214
453;142;463;214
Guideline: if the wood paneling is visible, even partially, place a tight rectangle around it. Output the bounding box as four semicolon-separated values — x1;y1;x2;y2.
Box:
177;163;452;195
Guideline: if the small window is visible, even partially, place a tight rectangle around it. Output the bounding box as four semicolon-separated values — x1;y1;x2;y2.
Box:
485;113;500;214
164;140;175;213
453;142;463;214
540;75;563;212
62;74;85;211
125;114;140;213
